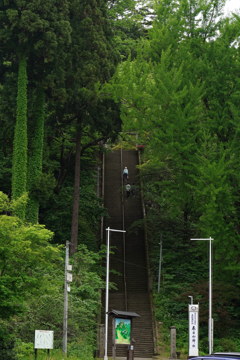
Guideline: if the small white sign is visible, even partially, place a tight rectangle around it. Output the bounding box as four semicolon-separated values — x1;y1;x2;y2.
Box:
67;264;72;271
34;330;54;349
67;272;73;282
189;304;199;357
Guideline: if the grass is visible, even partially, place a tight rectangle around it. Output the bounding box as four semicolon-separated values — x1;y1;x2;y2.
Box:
21;349;96;360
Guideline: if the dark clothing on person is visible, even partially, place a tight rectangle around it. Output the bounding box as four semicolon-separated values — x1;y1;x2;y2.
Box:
125;183;131;198
123;167;129;182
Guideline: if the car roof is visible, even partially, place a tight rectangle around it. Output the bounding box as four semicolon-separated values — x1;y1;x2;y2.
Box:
213;352;240;357
193;354;240;360
213;354;240;358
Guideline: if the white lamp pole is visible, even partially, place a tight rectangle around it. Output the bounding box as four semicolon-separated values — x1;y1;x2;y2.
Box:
104;227;126;360
191;237;214;354
157;238;163;293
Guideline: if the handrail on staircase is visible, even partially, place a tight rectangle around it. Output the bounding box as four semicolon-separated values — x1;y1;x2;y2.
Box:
120;147;128;312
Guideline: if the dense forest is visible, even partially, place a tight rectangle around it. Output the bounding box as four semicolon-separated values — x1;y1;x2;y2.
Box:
0;0;240;359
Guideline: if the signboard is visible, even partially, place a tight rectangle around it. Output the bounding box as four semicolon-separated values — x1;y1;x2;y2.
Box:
114;318;131;345
34;330;54;349
67;272;73;282
188;305;199;357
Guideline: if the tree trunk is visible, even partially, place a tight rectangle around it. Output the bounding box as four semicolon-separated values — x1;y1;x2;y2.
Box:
70;128;81;255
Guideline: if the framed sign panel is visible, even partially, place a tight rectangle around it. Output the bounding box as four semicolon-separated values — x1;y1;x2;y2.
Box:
114;318;131;345
34;330;54;349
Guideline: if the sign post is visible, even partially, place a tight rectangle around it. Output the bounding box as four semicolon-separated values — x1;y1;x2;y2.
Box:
34;330;54;359
191;237;214;354
188;304;199;357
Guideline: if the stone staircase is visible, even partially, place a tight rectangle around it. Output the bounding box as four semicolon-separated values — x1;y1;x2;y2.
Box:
102;149;154;358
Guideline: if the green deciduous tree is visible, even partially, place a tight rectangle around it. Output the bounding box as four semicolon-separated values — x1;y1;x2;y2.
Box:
0;191;62;319
109;0;240;348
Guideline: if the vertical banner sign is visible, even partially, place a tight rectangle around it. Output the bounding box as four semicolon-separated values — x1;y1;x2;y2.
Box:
188;304;199;357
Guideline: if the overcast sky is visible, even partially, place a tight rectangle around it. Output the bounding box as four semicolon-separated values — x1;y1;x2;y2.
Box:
224;0;240;15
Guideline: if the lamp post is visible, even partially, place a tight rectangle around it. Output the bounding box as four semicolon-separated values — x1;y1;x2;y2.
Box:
190;237;214;354
188;295;193;305
157;238;163;293
104;227;126;360
63;241;73;355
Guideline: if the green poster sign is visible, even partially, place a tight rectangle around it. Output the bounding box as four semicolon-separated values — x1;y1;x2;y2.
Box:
115;318;131;345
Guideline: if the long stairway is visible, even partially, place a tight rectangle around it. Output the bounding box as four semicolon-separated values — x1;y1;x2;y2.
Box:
103;149;154;359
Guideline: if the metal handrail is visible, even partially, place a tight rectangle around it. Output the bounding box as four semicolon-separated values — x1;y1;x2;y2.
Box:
120;147;128;311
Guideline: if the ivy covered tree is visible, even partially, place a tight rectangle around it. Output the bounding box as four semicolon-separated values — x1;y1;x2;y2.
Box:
11;57;28;219
0;0;71;221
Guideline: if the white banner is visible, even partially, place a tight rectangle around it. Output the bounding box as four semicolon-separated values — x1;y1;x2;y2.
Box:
189;304;199;357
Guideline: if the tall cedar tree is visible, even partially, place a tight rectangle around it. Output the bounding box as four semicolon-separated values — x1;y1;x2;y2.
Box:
67;0;119;255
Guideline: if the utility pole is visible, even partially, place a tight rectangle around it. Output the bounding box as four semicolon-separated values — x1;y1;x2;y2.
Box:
104;227;126;360
63;241;73;355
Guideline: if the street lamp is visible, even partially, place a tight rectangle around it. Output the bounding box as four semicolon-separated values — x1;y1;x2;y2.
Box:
104;227;126;360
63;241;73;355
190;237;214;354
188;295;193;305
157;238;163;293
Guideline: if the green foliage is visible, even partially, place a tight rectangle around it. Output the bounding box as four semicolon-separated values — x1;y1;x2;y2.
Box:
107;0;154;59
214;336;240;352
14;341;33;360
0;192;61;319
26;87;45;223
0;0;71;61
0;320;16;360
13;244;105;359
28;173;56;207
0;189;106;358
1;0;240;355
12;57;28;219
68;244;105;336
110;0;240;352
14;345;93;360
67;341;95;360
0;191;10;212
